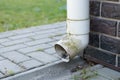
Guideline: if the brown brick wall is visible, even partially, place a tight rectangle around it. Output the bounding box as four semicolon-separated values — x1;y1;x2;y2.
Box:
84;0;120;71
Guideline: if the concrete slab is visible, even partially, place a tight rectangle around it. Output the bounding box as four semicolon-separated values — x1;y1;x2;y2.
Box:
27;52;59;64
97;68;120;80
0;60;23;74
1;51;30;63
19;59;43;69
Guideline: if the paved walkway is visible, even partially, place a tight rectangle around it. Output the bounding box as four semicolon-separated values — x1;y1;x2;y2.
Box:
0;22;120;80
0;22;66;79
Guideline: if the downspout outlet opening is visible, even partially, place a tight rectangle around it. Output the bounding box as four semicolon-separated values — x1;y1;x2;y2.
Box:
55;44;70;62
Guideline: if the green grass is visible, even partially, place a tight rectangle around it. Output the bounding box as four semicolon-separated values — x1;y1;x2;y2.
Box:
0;0;66;32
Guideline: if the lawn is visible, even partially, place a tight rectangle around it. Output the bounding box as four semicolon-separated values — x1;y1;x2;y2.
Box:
0;0;66;32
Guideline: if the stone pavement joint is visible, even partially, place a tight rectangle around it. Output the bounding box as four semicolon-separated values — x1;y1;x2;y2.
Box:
0;22;65;79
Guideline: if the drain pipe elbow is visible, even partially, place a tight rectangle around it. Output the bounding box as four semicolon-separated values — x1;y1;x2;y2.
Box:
55;34;89;62
54;0;90;62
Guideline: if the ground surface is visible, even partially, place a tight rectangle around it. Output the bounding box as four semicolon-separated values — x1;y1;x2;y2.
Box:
0;22;66;79
0;22;120;80
0;0;66;32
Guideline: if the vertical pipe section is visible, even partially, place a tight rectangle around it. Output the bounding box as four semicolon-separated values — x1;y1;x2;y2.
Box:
67;0;89;20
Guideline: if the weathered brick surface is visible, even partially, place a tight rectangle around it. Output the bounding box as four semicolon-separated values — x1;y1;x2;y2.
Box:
101;2;120;19
119;23;120;37
118;56;120;67
90;1;100;16
86;0;120;71
90;17;117;36
101;35;120;54
89;32;99;47
85;46;116;65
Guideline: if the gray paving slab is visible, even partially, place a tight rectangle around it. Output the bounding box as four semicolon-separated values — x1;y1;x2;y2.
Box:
25;38;53;46
0;56;4;61
9;33;35;40
0;38;10;43
45;47;56;54
0;22;66;79
0;45;4;48
0;73;4;78
47;41;58;46
97;68;120;80
34;29;57;35
18;44;51;54
1;51;30;63
0;32;16;39
12;27;38;35
0;44;27;53
87;75;110;80
27;52;59;64
19;59;43;69
1;38;31;46
30;33;55;40
53;35;64;40
0;60;23;74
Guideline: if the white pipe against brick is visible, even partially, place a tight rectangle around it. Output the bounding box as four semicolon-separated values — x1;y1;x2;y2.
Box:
55;0;90;62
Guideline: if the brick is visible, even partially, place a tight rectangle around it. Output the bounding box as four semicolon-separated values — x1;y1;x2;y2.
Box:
118;56;120;67
18;44;51;54
90;1;100;16
97;68;120;80
1;51;30;63
25;38;53;46
19;59;43;69
45;47;56;54
85;46;116;65
101;2;120;19
9;33;35;40
0;60;23;74
89;32;99;47
101;35;120;54
0;44;27;53
1;38;31;46
28;52;59;64
119;23;120;37
90;17;117;36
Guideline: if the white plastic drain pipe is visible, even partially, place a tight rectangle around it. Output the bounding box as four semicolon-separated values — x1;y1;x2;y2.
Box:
55;0;90;62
